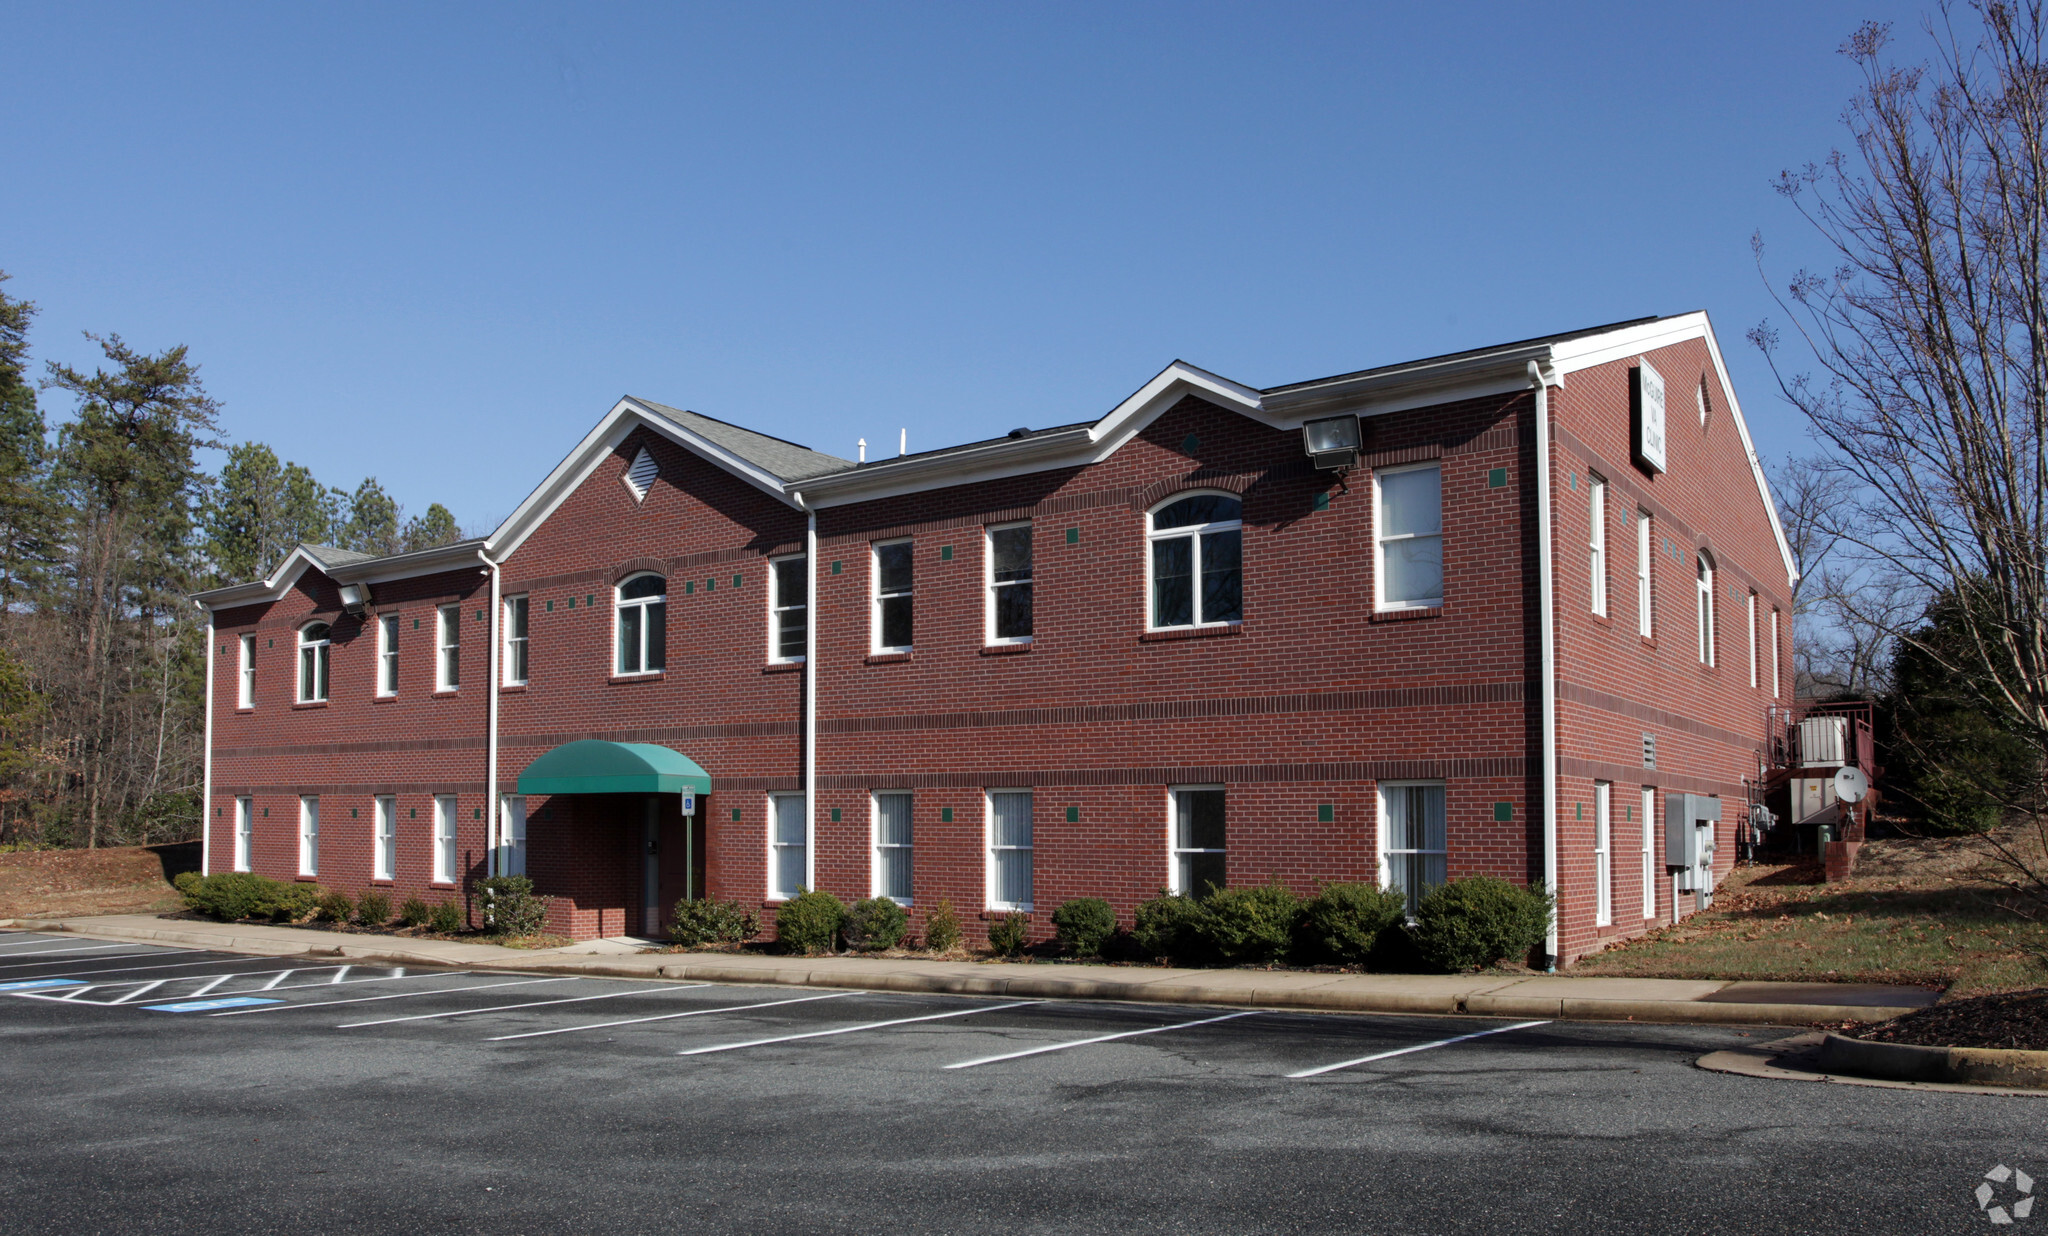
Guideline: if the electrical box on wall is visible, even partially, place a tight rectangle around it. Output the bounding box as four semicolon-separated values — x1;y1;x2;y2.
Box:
1664;792;1721;910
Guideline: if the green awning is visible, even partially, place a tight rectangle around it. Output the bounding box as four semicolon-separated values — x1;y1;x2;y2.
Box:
515;740;711;796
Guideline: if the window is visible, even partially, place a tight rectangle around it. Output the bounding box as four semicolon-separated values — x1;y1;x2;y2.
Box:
1771;609;1782;698
233;797;252;872
770;793;806;899
1148;493;1242;628
986;523;1033;644
873;792;913;902
297;623;330;703
1587;473;1607;616
987;790;1033;910
1696;553;1715;666
615;573;666;674
623;446;658;500
1170;786;1226;897
872;540;913;652
1641;787;1658;919
298;795;319;877
1594;782;1613;928
377;614;399;696
437;604;461;690
1697;375;1710;427
1375;464;1442;610
433;794;458;884
238;634;255;708
1636;511;1653;638
374;796;396;881
499;795;526;878
1746;592;1758;688
503;596;529;687
1380;781;1446;915
770;555;807;663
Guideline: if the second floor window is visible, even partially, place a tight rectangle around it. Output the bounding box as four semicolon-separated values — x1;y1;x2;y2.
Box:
1149;493;1241;628
437;604;461;690
238;633;255;708
377;614;399;696
1636;511;1654;639
987;523;1033;643
1588;473;1607;616
1375;463;1442;611
771;556;806;662
297;623;330;703
873;540;913;652
616;573;666;675
1696;553;1716;666
503;595;529;686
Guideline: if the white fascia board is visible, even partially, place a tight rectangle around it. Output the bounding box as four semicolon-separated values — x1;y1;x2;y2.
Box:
1261;346;1558;425
341;544;490;587
191;547;326;611
1552;312;1798;588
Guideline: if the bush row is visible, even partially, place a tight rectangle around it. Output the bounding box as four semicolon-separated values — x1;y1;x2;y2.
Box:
174;871;500;936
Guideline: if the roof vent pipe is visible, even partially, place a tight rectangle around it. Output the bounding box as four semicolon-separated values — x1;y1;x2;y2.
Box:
857;438;866;463
899;428;906;457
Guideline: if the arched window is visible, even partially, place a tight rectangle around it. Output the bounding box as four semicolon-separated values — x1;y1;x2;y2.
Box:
298;623;330;702
1695;552;1715;667
1148;492;1242;629
616;573;666;675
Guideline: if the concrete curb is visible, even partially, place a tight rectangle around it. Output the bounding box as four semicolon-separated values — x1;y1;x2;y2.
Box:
1698;1033;2048;1097
1818;1033;2048;1090
4;915;1928;1027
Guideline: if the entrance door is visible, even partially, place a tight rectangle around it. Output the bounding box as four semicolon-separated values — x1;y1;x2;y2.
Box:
642;795;707;937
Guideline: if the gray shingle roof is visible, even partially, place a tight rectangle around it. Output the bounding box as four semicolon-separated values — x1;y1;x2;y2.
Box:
633;398;854;483
1262;314;1667;394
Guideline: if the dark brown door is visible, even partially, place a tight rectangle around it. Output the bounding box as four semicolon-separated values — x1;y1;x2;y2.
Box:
653;799;706;936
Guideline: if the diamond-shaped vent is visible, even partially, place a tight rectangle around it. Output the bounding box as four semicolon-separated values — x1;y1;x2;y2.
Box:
624;447;658;500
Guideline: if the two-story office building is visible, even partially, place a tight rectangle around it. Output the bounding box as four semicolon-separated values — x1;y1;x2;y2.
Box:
193;312;1795;964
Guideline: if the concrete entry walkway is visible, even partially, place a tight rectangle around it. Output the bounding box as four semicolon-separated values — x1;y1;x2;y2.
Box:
4;913;1942;1026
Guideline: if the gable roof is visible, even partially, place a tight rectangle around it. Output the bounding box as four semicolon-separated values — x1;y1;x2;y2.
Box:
190;538;487;609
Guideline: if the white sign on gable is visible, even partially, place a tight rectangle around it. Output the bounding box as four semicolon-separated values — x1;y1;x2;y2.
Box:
1632;359;1667;474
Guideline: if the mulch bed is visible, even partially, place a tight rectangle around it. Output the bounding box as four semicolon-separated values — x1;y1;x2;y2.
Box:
1853;988;2048;1051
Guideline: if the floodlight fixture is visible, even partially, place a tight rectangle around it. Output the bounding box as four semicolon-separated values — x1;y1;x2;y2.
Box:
337;582;370;618
1302;414;1362;479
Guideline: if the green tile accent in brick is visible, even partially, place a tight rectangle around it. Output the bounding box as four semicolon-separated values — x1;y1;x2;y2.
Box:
1313;492;1331;512
830;807;842;822
267;638;274;648
1488;467;1508;489
684;580;694;595
351;808;358;819
1065;527;1079;545
545;599;553;612
940;807;953;823
731;808;741;822
262;808;268;817
214;806;221;816
1066;805;1079;822
1317;803;1334;823
586;595;595;607
1493;801;1513;821
940;545;953;561
832;561;843;574
564;598;572;610
1575;802;1583;820
705;578;714;592
732;574;742;589
1181;433;1200;454
473;807;482;820
475;609;484;621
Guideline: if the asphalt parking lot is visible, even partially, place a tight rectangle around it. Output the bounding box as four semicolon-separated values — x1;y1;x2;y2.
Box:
0;929;2040;1235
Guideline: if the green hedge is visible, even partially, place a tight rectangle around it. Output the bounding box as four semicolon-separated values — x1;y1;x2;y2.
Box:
1408;877;1552;972
669;897;760;947
479;875;552;937
1202;882;1301;965
1051;898;1117;957
986;911;1029;956
1301;882;1408;965
178;872;319;923
921;899;962;952
842;897;908;951
774;888;846;954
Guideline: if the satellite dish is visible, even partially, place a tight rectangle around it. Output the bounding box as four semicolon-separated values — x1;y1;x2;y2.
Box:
1833;766;1869;804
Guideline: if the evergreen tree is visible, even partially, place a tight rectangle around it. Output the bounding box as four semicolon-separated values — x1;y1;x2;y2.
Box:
401;502;461;553
0;271;55;610
337;476;401;557
205;442;341;584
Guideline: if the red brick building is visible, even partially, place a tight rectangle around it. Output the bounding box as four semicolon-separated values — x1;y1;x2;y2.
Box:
193;313;1794;964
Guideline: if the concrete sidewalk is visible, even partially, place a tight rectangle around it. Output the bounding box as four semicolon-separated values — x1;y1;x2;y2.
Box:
4;913;1942;1026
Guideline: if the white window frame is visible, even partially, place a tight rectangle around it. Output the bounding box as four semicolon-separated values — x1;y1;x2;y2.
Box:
768;792;807;900
769;554;807;664
1641;786;1658;920
502;595;529;688
377;614;399;697
1377;779;1447;915
871;539;914;653
1594;781;1613;928
298;795;319;878
433;794;458;884
498;794;526;878
1145;490;1244;630
1167;784;1226;897
1587;473;1607;616
1771;608;1782;698
297;623;330;704
871;791;913;904
984;521;1034;646
1696;553;1716;666
986;788;1034;912
233;796;252;872
1373;462;1444;612
374;795;397;882
436;604;461;691
613;573;667;676
1746;592;1758;688
1635;511;1653;639
238;634;255;709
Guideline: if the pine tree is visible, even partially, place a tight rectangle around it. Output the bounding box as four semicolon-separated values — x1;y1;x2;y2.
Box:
205;442;340;584
0;272;55;611
401;502;461;553
337;477;401;557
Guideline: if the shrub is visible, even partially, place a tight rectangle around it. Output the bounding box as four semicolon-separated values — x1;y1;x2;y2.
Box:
1408;876;1553;972
478;875;552;937
1201;881;1302;965
179;872;314;923
774;888;846;955
669;897;760;948
355;889;392;927
398;896;432;928
842;897;908;952
986;911;1029;956
922;898;962;953
427;899;464;934
1133;892;1210;962
1051;898;1117;957
1300;881;1408;965
315;890;355;924
172;870;201;894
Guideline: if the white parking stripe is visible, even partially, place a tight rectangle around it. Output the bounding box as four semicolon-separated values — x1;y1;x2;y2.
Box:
678;999;1040;1056
209;976;559;1016
0;944;132;959
106;980;169;1005
0;937;74;948
486;991;855;1041
14;970;436;1005
1286;1020;1552;1078
0;950;205;972
339;984;698;1028
943;1010;1257;1070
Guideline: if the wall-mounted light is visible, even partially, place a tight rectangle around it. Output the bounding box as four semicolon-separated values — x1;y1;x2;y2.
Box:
1302;414;1362;481
337;582;370;617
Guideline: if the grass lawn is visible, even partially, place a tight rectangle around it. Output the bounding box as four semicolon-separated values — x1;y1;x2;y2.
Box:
1575;832;2048;997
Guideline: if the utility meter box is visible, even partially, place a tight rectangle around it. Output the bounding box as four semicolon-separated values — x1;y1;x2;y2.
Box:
1664;793;1721;910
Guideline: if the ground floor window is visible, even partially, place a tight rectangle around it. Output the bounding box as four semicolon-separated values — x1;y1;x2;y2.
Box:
298;795;320;877
1641;787;1657;919
873;791;912;903
433;795;457;884
1380;781;1446;915
1594;781;1613;927
770;793;806;900
500;795;527;877
374;796;396;881
1169;786;1225;896
987;789;1033;910
234;797;252;872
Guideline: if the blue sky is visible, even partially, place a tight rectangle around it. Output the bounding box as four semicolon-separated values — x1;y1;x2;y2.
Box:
1;2;1938;531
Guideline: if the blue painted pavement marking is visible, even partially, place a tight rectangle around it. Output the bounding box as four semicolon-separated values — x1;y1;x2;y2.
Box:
0;978;88;991
143;996;286;1013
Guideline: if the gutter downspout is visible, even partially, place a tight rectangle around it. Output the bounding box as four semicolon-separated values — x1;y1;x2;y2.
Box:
803;507;818;891
199;603;214;877
480;549;501;881
1529;360;1559;970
